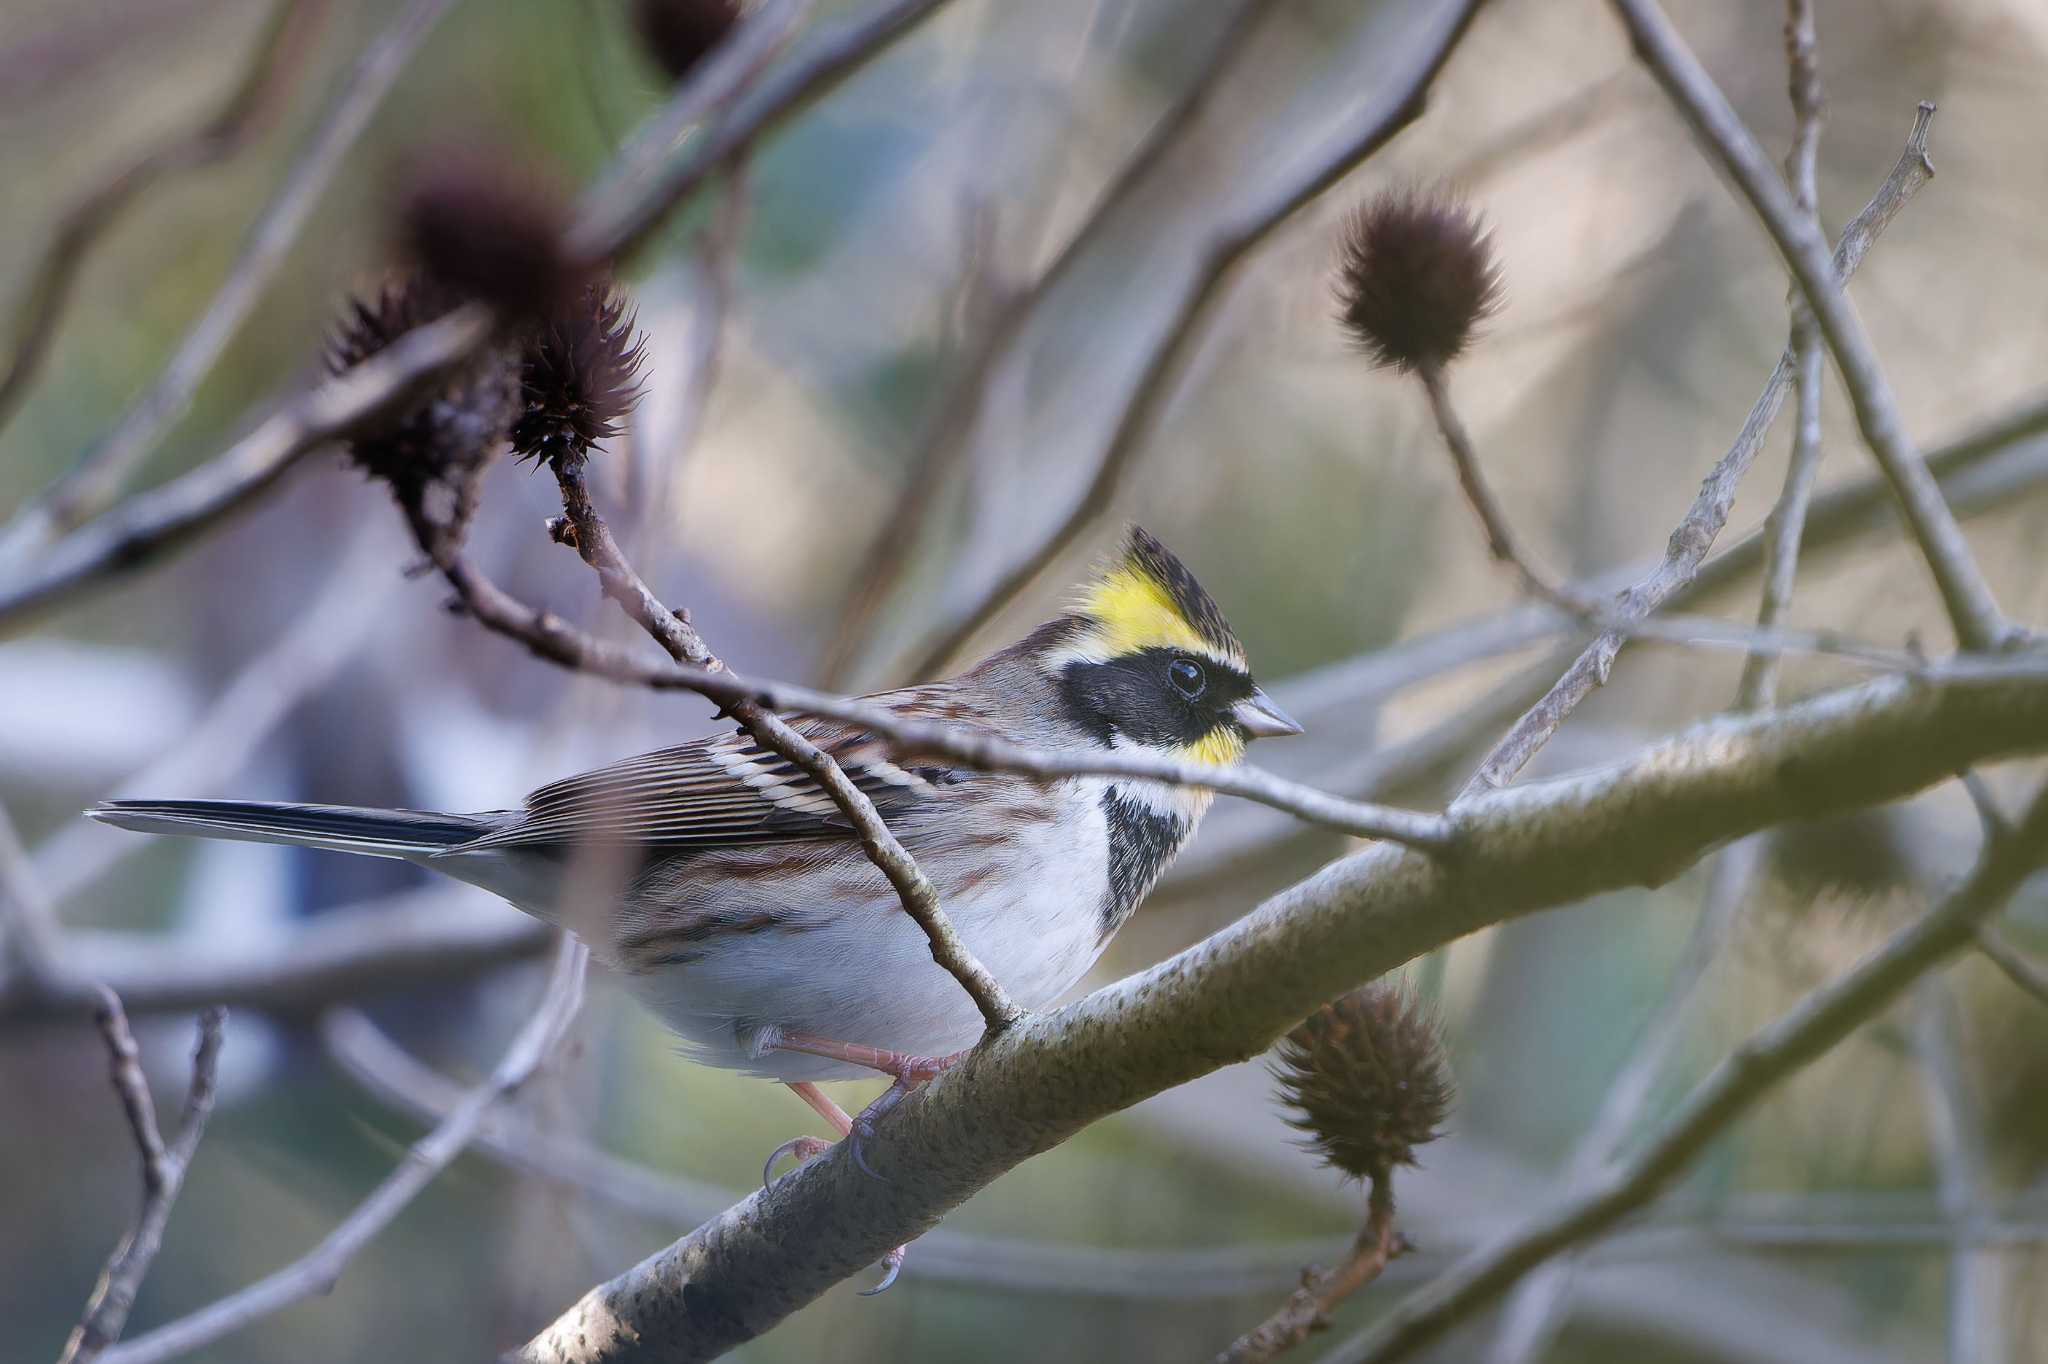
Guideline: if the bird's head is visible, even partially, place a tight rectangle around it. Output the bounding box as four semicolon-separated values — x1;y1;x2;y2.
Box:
1032;526;1301;766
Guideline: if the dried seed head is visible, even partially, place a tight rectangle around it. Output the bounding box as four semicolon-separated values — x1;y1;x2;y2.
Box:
1334;189;1502;373
509;282;647;466
1273;982;1452;1185
398;150;585;320
326;273;518;554
633;0;742;81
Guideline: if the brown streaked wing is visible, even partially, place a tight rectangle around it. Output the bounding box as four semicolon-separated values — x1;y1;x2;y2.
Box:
455;721;940;853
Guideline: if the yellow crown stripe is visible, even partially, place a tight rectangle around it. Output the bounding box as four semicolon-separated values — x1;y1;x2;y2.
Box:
1081;566;1219;660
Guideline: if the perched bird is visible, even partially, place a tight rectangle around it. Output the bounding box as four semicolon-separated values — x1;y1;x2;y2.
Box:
91;526;1298;1238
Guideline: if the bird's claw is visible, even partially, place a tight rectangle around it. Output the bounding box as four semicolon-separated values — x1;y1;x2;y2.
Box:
762;1134;834;1188
859;1245;906;1296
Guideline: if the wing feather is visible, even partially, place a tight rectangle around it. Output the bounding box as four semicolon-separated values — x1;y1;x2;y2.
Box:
455;720;941;853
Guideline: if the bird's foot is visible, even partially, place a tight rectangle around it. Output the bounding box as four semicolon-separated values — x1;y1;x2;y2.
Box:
772;1079;913;1293
761;1133;834;1188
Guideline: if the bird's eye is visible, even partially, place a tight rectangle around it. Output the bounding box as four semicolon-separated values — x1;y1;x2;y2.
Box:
1167;657;1207;700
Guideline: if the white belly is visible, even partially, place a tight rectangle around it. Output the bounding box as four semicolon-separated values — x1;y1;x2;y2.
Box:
619;780;1114;1081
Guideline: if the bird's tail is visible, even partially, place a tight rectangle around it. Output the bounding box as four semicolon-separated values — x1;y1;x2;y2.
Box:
88;799;495;861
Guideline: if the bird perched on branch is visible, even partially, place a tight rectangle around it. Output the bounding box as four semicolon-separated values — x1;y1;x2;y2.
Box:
92;526;1298;1279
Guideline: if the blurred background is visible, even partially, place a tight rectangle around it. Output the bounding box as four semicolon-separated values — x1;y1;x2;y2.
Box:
3;0;2047;1359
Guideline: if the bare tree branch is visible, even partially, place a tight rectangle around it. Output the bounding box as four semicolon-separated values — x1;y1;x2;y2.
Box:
99;937;588;1364
1487;14;1831;1355
0;305;493;632
514;667;2048;1362
816;0;1271;685
0;0;331;439
0;887;548;1022
895;0;1487;683
0;0;458;561
1912;980;2011;1364
58;992;226;1364
1329;783;2048;1364
29;527;400;908
1460;102;1939;798
1734;0;1826;712
1976;925;2048;1009
0;0;956;635
1217;1180;1404;1364
1610;0;2012;651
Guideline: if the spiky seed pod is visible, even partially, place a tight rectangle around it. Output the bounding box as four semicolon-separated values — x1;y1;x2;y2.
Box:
1273;982;1452;1185
1334;189;1502;374
326;273;519;554
633;0;742;81
398;151;584;321
509;282;647;466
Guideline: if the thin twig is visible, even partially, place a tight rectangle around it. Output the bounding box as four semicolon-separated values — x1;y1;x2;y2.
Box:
1331;783;2048;1364
100;936;587;1364
816;0;1270;686
0;0;947;634
0;800;62;983
1734;0;1826;711
896;0;1486;682
532;457;1021;1027
0;0;457;561
1911;980;2009;1364
432;549;1461;852
1488;18;1829;1355
59;992;226;1364
0;0;330;439
1218;1180;1405;1364
1460;103;1939;797
1611;0;2012;652
1482;837;1762;1364
1419;362;1582;611
1976;925;2048;1009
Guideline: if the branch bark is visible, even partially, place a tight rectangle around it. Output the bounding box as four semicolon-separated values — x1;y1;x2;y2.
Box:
516;666;2048;1362
1333;784;2048;1364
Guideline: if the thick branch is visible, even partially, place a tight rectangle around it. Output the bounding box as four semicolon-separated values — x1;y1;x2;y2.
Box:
1611;0;2011;651
59;993;226;1364
517;667;2048;1362
1335;786;2048;1364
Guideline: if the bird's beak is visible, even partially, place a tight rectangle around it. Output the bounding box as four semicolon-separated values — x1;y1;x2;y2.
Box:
1232;688;1304;739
